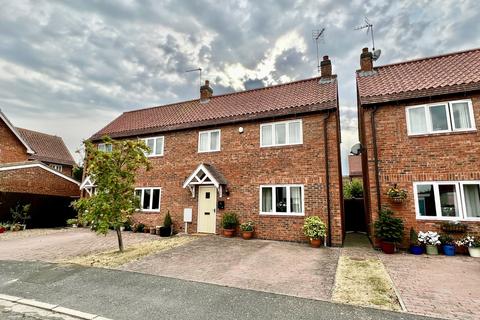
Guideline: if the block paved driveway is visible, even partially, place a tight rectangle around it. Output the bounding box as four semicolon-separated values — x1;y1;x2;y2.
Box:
120;235;341;301
380;253;480;320
0;228;155;262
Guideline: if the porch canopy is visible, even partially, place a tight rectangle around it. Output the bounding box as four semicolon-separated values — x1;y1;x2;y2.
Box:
183;163;227;198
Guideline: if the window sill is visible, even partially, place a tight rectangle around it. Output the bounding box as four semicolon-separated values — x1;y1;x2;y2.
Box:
260;143;303;149
408;129;477;138
260;212;304;217
416;216;480;222
198;150;221;154
146;155;164;158
135;209;161;213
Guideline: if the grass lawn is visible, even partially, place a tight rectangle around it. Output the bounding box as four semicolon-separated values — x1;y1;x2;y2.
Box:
63;235;196;268
332;256;401;311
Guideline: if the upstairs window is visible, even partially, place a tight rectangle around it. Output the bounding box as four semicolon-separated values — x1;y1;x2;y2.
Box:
260;120;303;147
198;129;221;153
406;99;475;135
142;136;164;157
50;164;63;172
97;143;112;152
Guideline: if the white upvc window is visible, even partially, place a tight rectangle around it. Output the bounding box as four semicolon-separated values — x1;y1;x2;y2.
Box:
98;143;112;152
259;184;304;216
414;181;480;221
50;164;63;172
260;119;303;147
198;129;221;153
406;99;475;135
135;187;161;212
141;136;164;157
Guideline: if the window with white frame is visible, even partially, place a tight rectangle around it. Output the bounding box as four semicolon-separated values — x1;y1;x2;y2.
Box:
135;187;161;212
50;164;63;172
260;185;304;215
260;120;303;147
414;181;480;220
141;136;164;157
198;129;220;152
406;99;475;135
98;143;112;152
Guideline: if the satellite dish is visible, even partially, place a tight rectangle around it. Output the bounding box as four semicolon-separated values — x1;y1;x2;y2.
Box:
350;143;363;155
372;49;382;61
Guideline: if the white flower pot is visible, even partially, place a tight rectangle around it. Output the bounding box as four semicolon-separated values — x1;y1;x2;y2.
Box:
469;247;480;258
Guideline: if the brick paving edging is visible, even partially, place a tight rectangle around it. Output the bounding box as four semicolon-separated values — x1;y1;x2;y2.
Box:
0;294;113;320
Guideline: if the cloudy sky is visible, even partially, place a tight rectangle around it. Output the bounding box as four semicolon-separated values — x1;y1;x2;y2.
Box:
1;0;479;172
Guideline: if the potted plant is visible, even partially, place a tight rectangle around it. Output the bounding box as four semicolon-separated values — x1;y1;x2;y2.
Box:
10;203;31;230
133;223;145;233
418;231;441;255
160;211;173;237
409;228;423;255
302;216;327;248
221;212;238;237
0;223;6;233
66;218;78;228
441;221;468;234
456;235;480;258
240;221;254;240
440;234;455;256
374;207;404;254
387;184;407;203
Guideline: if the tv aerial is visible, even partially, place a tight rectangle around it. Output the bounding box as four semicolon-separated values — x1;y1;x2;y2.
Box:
312;28;326;74
355;17;381;61
185;67;202;87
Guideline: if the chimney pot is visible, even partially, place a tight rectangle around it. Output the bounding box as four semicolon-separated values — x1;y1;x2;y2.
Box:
320;55;332;78
200;79;213;102
360;48;373;72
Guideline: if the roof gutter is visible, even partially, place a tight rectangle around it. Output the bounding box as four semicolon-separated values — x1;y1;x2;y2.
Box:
323;110;332;246
371;106;381;211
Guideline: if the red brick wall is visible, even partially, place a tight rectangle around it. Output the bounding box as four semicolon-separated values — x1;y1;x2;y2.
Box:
0;166;79;197
0;119;29;163
360;93;480;246
125;112;343;244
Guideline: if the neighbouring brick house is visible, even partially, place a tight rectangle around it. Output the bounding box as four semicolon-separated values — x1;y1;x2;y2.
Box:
0;110;79;227
356;47;480;245
86;56;344;245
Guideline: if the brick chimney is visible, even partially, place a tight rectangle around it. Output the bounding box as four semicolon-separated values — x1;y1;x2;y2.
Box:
200;80;213;102
360;47;373;72
320;55;332;78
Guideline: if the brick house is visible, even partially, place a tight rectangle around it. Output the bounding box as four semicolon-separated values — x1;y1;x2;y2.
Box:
87;56;344;245
356;47;480;245
0;110;79;226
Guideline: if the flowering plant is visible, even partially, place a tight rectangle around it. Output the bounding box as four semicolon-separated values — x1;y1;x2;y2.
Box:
418;231;441;246
387;184;407;200
240;221;254;232
456;235;480;248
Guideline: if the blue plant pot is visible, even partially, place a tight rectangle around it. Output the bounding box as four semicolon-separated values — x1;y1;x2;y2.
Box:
410;245;424;255
443;244;455;256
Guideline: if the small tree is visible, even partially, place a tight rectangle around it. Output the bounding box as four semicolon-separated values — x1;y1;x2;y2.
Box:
73;137;150;252
343;179;363;199
374;207;404;243
11;203;31;226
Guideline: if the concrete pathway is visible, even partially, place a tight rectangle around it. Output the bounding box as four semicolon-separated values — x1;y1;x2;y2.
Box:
120;235;340;301
0;260;438;320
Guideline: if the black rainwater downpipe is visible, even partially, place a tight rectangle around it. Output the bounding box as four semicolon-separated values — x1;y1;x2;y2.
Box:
324;111;332;246
371;106;381;211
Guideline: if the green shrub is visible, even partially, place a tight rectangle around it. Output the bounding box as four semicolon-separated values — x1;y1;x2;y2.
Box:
66;218;78;226
303;216;327;239
343;179;363;199
164;211;172;227
374;207;404;243
221;212;238;229
409;227;418;245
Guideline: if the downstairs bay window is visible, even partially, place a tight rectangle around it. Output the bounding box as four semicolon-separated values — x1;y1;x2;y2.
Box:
260;185;304;216
414;181;480;220
135;187;161;212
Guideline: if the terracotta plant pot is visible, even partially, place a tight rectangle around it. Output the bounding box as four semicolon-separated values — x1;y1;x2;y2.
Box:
309;238;322;248
241;231;253;240
381;241;395;254
223;229;235;237
469;247;480;258
0;227;5;233
144;228;150;234
149;227;156;235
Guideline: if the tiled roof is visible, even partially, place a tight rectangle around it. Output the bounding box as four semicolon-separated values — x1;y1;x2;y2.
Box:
357;48;480;105
91;76;337;140
16;128;75;166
